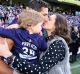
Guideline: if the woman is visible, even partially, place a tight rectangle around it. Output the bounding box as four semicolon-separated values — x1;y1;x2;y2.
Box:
0;13;71;74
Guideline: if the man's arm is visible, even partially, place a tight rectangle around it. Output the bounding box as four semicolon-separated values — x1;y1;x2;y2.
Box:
0;59;13;74
6;38;14;51
0;37;14;51
0;37;14;74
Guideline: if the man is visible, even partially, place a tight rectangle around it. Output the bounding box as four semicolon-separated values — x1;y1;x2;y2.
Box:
29;0;49;23
0;0;49;74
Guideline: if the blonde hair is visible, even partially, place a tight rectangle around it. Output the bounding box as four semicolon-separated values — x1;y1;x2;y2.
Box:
18;7;43;29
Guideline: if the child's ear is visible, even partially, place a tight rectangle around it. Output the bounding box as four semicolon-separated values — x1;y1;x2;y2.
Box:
27;24;31;26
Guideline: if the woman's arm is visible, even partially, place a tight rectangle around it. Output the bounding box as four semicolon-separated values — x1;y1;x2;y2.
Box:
0;40;66;74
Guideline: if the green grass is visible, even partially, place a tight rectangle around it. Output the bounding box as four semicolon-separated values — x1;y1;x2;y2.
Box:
71;59;80;66
71;59;80;74
71;67;80;74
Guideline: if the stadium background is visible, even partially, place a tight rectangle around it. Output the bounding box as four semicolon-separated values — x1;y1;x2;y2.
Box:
1;0;80;15
0;0;80;74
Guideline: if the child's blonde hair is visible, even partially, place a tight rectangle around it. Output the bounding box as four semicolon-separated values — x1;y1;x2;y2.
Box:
18;7;43;29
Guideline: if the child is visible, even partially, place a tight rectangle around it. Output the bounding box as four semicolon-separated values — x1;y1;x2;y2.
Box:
0;7;47;63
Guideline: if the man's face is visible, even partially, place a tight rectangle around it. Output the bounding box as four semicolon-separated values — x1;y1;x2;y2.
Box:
40;7;48;24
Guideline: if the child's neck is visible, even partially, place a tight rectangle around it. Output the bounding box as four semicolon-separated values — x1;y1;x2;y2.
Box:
27;28;34;34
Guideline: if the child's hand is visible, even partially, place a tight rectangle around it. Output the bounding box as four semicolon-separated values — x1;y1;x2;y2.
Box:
39;31;43;36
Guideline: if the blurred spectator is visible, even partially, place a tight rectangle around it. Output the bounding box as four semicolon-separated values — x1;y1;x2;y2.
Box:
69;26;79;63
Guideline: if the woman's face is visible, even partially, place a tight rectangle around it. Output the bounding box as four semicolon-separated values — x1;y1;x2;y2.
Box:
43;14;56;33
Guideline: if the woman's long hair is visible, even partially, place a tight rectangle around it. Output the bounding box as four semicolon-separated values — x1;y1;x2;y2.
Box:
51;14;70;44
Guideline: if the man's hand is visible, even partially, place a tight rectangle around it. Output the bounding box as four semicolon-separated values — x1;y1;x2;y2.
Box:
0;38;12;58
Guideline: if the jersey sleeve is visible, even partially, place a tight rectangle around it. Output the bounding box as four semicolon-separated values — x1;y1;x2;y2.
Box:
0;27;17;40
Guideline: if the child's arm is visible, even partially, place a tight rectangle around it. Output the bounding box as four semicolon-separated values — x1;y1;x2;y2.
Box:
6;24;20;29
0;27;16;40
39;36;47;51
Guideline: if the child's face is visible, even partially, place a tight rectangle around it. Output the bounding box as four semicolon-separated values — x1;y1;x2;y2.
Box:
31;22;43;34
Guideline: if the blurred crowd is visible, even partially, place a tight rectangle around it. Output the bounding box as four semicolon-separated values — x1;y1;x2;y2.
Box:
0;4;24;27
